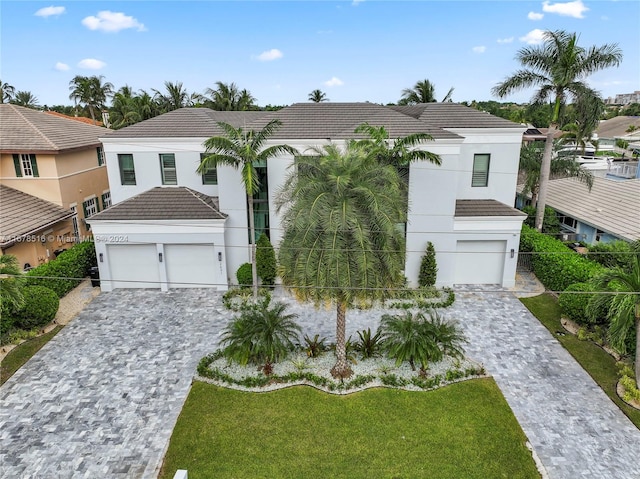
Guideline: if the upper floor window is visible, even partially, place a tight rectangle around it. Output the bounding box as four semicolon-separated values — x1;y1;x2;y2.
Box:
83;197;98;218
471;154;490;187
160;153;177;185
118;154;136;185
12;154;39;177
97;147;105;166
200;153;218;185
101;191;111;209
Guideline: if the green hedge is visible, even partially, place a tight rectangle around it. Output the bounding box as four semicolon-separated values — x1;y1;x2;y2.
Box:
25;241;97;298
15;286;59;330
236;263;253;287
256;234;277;286
520;225;604;292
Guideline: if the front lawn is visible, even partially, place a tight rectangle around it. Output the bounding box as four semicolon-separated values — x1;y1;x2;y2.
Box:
160;379;540;479
521;293;640;428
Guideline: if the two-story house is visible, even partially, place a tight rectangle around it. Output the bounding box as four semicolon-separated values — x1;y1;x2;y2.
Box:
89;103;527;292
0;104;111;267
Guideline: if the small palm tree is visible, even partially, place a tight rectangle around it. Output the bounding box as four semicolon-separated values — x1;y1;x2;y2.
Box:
308;89;328;102
277;143;407;378
398;79;454;105
519;141;593;206
493;30;622;231
379;310;467;372
587;243;640;387
221;299;301;372
11;91;39;109
0;255;25;315
197;120;298;298
0;79;15;103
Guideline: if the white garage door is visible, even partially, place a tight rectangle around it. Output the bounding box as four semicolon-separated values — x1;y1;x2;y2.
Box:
454;240;506;285
165;244;216;288
108;244;160;289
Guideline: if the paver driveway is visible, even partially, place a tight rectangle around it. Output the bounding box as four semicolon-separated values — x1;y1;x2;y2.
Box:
2;287;640;478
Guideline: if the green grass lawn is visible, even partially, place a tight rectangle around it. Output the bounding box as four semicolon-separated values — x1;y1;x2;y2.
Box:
160;379;540;479
0;326;63;386
521;293;640;429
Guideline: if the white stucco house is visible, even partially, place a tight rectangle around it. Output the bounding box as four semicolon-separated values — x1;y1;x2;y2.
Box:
89;103;527;292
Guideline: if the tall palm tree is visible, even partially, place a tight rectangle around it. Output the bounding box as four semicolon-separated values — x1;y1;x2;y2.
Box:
152;81;191;112
11;91;39;109
0;255;24;315
204;82;256;111
69;75;114;124
0;79;15;103
197;120;298;298
308;89;328;102
109;86;141;129
277;143;407;378
518;141;593;206
492;30;622;231
587;243;640;387
398;79;454;105
559;93;605;154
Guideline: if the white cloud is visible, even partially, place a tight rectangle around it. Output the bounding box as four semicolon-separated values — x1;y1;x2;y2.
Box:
35;6;65;17
54;62;69;71
324;77;344;87
78;58;106;70
542;0;589;19
256;49;283;62
520;29;546;45
472;46;486;53
528;11;544;20
81;11;146;32
497;37;514;44
352;0;365;5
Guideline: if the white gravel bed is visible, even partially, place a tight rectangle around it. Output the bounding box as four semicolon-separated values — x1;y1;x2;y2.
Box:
196;351;486;395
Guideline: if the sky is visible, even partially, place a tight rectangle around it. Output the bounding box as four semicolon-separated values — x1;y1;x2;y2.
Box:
1;0;639;108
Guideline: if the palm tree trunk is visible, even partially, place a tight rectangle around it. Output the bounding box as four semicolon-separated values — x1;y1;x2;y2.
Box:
331;301;353;379
247;195;258;300
535;126;557;231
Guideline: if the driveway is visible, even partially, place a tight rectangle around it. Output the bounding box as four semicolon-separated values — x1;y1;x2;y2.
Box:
1;288;640;478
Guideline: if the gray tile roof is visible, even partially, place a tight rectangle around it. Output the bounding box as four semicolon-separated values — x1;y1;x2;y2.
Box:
390;103;524;129
103;108;268;138
0;185;73;247
455;199;527;217
87;187;227;221
0;104;109;153
595;116;640;140
244;103;460;140
528;177;640;242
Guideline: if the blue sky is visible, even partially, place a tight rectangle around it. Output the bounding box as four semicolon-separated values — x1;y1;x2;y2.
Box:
2;1;639;107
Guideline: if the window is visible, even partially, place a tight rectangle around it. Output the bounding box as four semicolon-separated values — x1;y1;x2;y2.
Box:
118;154;136;185
560;215;577;230
200;154;217;185
101;191;111;209
70;205;79;241
97;147;105;166
471;154;490;187
595;229;605;242
160;153;177;185
250;159;269;241
12;154;39;177
82;197;99;226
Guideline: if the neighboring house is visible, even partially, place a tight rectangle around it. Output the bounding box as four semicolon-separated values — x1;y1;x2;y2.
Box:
92;103;527;292
517;177;640;244
44;110;105;127
0;185;74;269
594;116;640;153
0;104;111;244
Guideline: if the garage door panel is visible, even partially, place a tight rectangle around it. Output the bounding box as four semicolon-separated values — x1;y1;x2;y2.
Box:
108;244;160;289
454;240;505;285
165;244;216;288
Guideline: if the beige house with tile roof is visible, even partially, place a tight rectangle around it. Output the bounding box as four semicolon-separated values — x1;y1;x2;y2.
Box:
0;104;111;246
0;185;75;269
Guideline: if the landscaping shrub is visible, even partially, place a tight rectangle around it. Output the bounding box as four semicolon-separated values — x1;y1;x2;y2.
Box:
0;314;16;337
519;224;604;292
418;242;437;287
15;286;59;330
587;240;634;270
236;263;253;287
256;233;277;286
522;205;561;235
25;241;96;297
558;282;594;325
